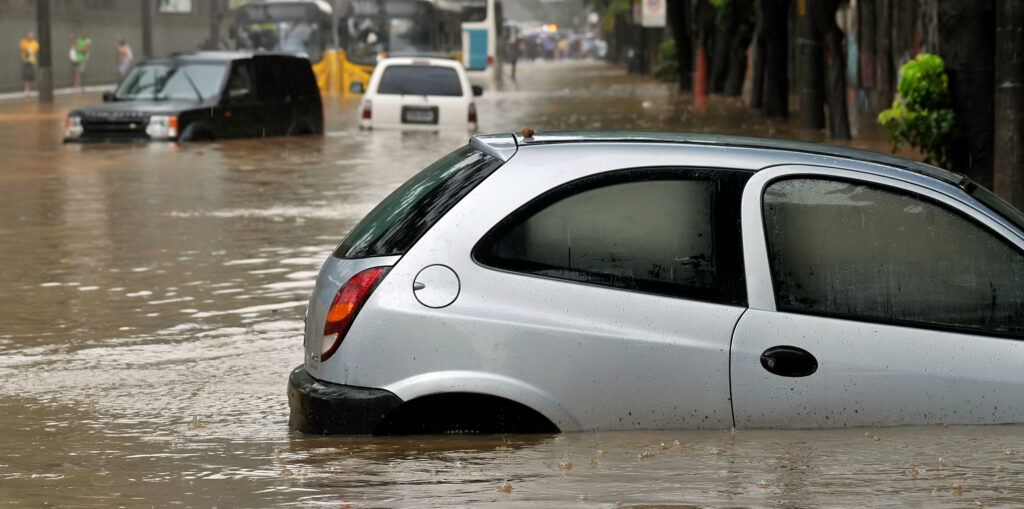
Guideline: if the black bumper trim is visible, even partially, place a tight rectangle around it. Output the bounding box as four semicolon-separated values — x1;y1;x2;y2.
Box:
287;365;403;435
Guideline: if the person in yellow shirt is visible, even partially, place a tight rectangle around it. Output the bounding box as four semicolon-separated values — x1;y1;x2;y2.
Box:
20;31;39;94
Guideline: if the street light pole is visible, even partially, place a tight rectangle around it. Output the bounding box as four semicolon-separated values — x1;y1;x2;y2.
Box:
36;0;53;104
142;0;154;58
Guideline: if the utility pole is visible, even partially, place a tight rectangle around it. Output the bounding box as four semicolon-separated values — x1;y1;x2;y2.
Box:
142;0;154;58
208;0;224;50
36;0;53;104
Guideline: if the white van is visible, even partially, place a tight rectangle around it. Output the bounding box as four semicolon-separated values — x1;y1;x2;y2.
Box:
357;56;481;131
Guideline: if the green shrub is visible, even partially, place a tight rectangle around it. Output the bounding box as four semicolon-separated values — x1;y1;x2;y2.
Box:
654;39;678;82
877;53;956;168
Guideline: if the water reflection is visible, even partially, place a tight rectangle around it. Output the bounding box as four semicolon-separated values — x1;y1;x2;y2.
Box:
0;59;1000;507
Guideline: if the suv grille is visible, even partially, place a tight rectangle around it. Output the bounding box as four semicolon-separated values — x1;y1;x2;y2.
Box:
82;113;149;138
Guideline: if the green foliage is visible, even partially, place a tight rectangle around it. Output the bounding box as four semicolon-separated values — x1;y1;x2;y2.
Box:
877;53;956;168
710;0;755;36
654;39;679;82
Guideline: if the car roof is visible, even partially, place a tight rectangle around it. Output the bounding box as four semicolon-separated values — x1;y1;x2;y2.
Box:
470;130;964;187
377;56;465;69
146;51;307;65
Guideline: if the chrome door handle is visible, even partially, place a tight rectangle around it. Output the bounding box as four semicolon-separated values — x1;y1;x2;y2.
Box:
413;282;426;291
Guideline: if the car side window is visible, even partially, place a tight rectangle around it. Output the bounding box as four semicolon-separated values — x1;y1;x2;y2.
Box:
474;168;750;306
763;177;1024;337
226;62;255;104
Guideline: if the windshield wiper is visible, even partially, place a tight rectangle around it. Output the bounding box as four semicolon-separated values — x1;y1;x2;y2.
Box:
180;69;205;103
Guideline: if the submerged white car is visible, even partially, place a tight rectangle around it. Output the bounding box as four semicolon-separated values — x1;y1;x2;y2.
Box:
289;131;1024;435
357;56;481;131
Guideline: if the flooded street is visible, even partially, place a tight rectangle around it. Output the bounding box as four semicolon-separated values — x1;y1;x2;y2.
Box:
2;59;1023;507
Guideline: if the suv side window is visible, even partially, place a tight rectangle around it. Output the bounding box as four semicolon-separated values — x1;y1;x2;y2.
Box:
226;61;256;104
474;168;750;306
763;177;1024;337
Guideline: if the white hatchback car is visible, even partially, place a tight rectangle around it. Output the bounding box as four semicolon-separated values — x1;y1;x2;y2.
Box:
357;56;481;131
289;131;1024;435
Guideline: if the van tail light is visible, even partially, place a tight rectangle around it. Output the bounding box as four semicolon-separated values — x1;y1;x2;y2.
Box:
320;266;390;362
468;102;477;124
487;55;494;65
361;100;372;120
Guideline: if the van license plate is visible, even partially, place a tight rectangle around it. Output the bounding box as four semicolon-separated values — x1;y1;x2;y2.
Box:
402;107;438;125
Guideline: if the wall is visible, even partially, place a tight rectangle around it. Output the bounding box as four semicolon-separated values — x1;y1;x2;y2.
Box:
1;0;222;93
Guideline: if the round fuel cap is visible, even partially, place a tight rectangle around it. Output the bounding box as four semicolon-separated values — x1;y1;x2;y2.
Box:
412;265;460;308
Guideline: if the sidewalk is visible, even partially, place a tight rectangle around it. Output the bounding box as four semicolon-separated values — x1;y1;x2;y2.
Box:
0;84;115;102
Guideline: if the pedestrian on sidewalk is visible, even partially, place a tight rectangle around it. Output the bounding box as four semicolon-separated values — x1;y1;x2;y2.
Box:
116;37;133;79
74;31;92;90
69;33;80;88
19;31;39;94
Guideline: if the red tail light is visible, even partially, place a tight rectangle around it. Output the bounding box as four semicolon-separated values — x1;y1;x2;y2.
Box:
487;55;494;65
361;100;372;120
468;103;477;124
320;266;390;362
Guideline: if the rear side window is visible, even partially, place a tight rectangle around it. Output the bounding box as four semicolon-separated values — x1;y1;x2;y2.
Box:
764;177;1024;337
334;145;503;259
473;168;750;305
377;65;463;96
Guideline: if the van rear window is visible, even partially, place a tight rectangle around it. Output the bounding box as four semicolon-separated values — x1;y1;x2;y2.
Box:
377;65;463;97
334;145;503;259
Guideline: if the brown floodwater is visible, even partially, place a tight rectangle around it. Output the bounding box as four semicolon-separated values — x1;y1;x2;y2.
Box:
2;59;1022;508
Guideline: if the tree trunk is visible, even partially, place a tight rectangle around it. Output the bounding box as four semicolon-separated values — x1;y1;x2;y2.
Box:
875;0;893;102
758;0;790;117
750;0;767;108
722;0;755;97
798;0;825;129
710;27;731;93
666;0;693;91
818;0;851;139
938;0;994;186
994;0;1024;207
858;0;876;94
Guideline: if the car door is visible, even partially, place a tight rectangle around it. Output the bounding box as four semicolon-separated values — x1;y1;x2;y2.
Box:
731;165;1024;428
253;56;290;136
218;60;262;138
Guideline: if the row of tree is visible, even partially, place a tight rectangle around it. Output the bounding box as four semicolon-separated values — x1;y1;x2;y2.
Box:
596;0;1024;208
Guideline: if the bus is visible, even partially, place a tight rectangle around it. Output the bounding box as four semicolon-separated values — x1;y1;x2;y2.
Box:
455;0;502;84
338;0;464;95
234;0;338;95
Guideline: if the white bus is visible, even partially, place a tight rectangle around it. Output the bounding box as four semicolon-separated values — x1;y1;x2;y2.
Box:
457;0;502;84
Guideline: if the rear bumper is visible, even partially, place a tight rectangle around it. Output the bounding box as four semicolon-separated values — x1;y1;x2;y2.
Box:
287;365;403;435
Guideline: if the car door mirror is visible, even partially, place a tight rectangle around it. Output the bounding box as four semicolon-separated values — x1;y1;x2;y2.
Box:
349;81;365;94
472;85;484;97
229;88;250;102
102;91;115;102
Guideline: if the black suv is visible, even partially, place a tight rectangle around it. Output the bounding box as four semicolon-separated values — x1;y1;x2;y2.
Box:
64;51;323;142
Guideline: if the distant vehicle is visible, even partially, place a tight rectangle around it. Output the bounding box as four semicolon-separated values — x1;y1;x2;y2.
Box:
339;0;464;95
290;130;1024;435
454;0;503;83
64;52;323;143
357;56;481;130
234;0;335;95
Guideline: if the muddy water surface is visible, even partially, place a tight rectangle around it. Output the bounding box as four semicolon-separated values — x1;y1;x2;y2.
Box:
2;60;1022;508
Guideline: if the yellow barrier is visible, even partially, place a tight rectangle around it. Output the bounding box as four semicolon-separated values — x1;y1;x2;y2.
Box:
339;50;373;98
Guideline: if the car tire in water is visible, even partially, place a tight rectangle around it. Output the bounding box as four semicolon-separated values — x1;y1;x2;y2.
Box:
286;121;314;136
179;123;215;142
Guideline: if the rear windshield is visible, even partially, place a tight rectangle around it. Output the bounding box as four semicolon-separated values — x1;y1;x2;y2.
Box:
334;145;504;259
377;65;463;97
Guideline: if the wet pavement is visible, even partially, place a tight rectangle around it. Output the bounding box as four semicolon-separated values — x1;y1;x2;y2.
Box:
2;59;1023;507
